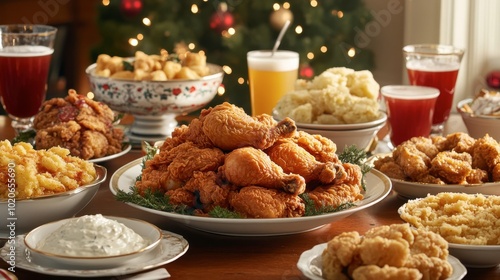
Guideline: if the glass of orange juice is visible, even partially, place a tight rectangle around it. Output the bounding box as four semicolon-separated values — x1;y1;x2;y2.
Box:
247;50;299;116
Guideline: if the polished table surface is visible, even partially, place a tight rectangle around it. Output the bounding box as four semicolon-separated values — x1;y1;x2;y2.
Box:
0;115;499;280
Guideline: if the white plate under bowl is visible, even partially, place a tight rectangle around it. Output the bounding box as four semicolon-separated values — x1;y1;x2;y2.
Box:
109;158;392;236
391;178;500;199
24;216;163;269
89;143;132;163
273;110;387;131
297;243;467;280
1;230;188;277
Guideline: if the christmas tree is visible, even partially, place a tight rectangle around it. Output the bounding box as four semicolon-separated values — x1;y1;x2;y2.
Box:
93;0;375;113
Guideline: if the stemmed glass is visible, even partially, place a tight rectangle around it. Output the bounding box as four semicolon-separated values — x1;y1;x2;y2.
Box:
0;24;57;134
403;44;464;135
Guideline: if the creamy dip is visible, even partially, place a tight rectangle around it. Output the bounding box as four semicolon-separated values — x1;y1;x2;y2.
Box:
37;214;150;257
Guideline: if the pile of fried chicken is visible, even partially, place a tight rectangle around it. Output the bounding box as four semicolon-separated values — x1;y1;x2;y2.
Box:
322;223;453;280
33;90;124;160
374;132;500;184
135;102;365;218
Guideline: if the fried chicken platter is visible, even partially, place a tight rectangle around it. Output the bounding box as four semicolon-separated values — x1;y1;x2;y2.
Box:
112;102;392;235
372;132;500;198
25;89;128;161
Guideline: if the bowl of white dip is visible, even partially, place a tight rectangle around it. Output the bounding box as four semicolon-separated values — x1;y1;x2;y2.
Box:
24;215;162;269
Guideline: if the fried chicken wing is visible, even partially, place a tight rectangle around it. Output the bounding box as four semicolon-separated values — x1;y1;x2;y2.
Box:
266;140;341;184
220;147;306;194
199;102;296;150
228;186;305;218
183;171;232;211
292;131;339;163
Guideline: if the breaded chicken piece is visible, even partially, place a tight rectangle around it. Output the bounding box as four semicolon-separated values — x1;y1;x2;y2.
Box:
321;224;452;280
266;140;341;184
322;231;362;280
432;132;476;153
404;254;452;280
137;142;225;193
471;134;500;173
292;131;339;163
220;147;306;195
373;155;407;180
351;265;422;280
183;171;232;212
392;140;433;180
429;151;472;184
228;186;305;218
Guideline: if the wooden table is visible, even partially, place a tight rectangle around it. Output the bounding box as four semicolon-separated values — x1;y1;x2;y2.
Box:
0;115;498;280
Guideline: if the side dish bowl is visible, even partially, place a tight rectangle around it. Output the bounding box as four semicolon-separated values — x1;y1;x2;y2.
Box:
457;98;500;141
0;165;106;237
24;216;162;269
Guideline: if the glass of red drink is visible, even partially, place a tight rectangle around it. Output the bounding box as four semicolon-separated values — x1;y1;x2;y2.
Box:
0;24;57;134
403;44;464;135
381;85;439;147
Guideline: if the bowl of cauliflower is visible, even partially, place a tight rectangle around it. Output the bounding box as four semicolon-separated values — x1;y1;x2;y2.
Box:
86;50;224;138
274;67;386;153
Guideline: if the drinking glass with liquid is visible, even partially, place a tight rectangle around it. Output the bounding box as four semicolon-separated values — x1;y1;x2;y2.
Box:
403;44;464;135
0;24;57;134
247;50;299;116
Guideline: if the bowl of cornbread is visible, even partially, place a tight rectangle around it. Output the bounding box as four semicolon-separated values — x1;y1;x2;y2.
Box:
273;67;386;153
0;141;106;236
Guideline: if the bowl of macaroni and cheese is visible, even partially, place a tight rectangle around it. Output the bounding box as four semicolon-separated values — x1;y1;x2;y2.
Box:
0;140;106;237
24;215;162;269
86;51;224;137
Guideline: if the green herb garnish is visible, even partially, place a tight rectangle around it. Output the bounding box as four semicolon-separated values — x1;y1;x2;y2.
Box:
300;193;355;216
122;60;134;71
208;206;243;218
338;145;372;191
115;186;193;215
11;129;36;145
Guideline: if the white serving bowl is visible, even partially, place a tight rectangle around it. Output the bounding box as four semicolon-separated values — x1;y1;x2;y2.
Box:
0;165;106;238
86;63;224;137
24;216;162;269
297;121;386;154
448;243;500;268
457;98;500;141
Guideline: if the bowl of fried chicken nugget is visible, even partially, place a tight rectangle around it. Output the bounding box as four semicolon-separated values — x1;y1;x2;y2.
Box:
457;89;500;142
372;132;500;198
297;223;467;280
86;50;224;137
0;140;106;236
274;67;386;153
32;89;127;161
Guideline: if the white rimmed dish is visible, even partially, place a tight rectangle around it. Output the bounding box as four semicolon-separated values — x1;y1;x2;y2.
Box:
1;230;188;277
298;122;386;153
448;243;500;268
391;178;500;199
109;158;392;236
0;165;106;238
88;143;132;163
297;242;467;280
24;216;162;269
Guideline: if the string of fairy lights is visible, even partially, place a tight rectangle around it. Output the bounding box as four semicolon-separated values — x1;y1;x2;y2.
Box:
99;0;357;97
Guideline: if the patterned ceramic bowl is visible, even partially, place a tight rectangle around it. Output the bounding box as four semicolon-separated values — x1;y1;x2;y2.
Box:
86;63;224;137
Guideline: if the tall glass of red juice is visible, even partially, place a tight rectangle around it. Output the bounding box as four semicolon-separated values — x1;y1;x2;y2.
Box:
0;25;57;134
403;44;464;135
381;85;439;147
